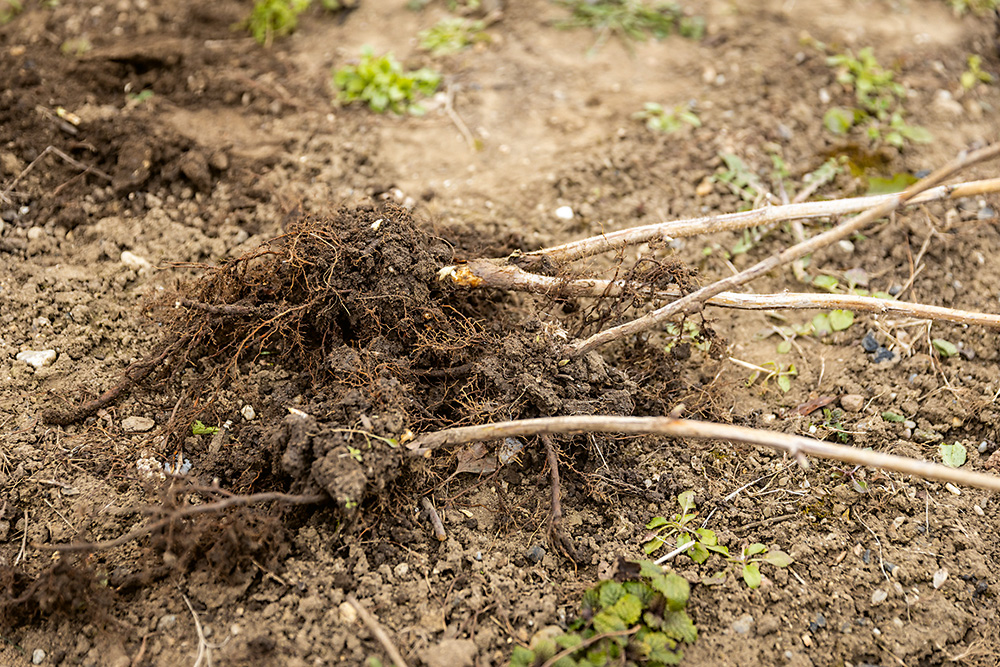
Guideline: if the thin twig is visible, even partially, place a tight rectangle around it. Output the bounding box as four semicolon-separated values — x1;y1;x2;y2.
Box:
406;415;1000;492
420;496;447;542
14;510;28;566
347;596;410;667
540;625;641;667
542;434;576;560
39;491;326;552
571;143;1000;355
441;259;1000;328
0;145;113;203
530;176;1000;264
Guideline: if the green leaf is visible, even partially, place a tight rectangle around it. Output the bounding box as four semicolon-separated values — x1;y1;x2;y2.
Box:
643;536;665;555
694;527;717;546
509;645;536;667
646;516;668;530
776;339;791;354
742;562;762;588
881;411;905;422
812;274;839;291
811;313;832;336
624;580;657;607
823;107;855;134
776;374;791;393
598;581;625;609
688;541;710;565
554;633;583;650
866;172;918;195
939;442;967;468
637;630;681;664
192;420;219;435
746;543;767;556
932;338;958;357
638;560;665;580
676;490;696;513
763;550;793;567
701;570;727;586
608;593;642;625
829;309;854;331
650;572;689;611
593;610;626;635
661;609;698;643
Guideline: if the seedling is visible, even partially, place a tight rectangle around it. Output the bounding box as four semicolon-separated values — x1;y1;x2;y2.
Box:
633;102;701;134
418;17;488;55
731;359;797;393
664;320;710;354
713;152;765;205
961;55;993;90
643;491;727;564
823;47;931;148
192;420;220;435
0;0;22;24
554;0;704;53
820;408;851;444
509;560;697;666
832;464;869;493
332;47;441;115
704;543;792;589
931;338;958;357
811;309;854;336
243;0;309;46
940;442;967;468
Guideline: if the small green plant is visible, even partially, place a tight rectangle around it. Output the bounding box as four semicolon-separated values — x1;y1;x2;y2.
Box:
126;89;155;105
192;420;220;435
242;0;341;46
947;0;999;15
60;37;93;57
744;360;797;393
932;337;958;357
940;442;967;468
332;47;441;115
0;0;22;24
554;0;704;53
509;560;697;666
820;407;851;444
633;102;701;133
832;464;869;493
810;309;854;336
643;491;727;563
664;320;710;354
713;152;765;205
704;543;792;589
961;54;993;90
418;17;488;55
823;47;931;148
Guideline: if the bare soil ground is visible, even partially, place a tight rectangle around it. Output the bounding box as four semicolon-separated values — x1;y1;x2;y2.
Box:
2;1;1000;665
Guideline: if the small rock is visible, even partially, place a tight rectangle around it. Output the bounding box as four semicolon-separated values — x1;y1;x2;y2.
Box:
861;332;879;352
338;601;357;625
421;639;477;667
554;206;574;221
209;150;229;171
974;504;984;516
157;614;177;631
731;614;754;635
933;568;948;589
837;239;854;254
978;206;995;221
840;394;864;413
912;429;942;444
178;150;213;192
872;347;897;364
26;226;45;240
904;420;916;430
122;416;155;433
394;562;409;578
525;545;546;564
932;89;964;116
871;589;888;605
985;450;1000;471
241;404;256;421
121;250;152;273
32;649;45;665
801;633;813;647
695;177;714;196
16;349;57;369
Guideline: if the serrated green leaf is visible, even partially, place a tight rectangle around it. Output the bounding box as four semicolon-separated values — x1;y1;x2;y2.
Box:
939;442;967;468
661;609;698;643
742;562;762;588
829;309;854;331
598;581;625;609
763;550;793;567
932;338;958;357
638;560;665;580
881;411;904;422
637;630;681;664
192;420;219;435
593;610;626;635
608;593;642;625
650;573;689;611
624;580;657;607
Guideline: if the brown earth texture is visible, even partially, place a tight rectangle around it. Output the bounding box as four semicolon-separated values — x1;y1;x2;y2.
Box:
3;0;1000;665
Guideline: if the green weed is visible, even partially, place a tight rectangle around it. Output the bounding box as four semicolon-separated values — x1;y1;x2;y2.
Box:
633;102;701;133
947;0;999;15
509;560;697;666
823;47;931;149
961;54;993;90
643;491;727;563
664;320;710;355
332;47;441;115
242;0;340;46
703;543;792;589
554;0;704;53
419;17;488;55
192;420;220;435
0;0;22;24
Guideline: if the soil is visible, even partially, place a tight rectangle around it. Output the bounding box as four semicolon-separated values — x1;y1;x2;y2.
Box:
2;1;1000;666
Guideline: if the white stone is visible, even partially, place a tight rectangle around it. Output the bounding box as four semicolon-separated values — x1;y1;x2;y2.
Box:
933;568;948;589
554;206;574;220
933;90;964;116
122;416;155;432
16;349;57;369
121;250;153;272
32;648;45;665
26;226;44;241
240;404;256;421
338;601;358;625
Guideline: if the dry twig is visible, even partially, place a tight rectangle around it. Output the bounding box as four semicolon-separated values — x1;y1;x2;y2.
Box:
407;415;1000;492
348;596;411;667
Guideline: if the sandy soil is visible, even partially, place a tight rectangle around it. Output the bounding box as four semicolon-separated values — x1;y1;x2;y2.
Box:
2;0;1000;665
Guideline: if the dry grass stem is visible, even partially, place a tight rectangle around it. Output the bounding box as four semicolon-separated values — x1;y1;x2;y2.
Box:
532;177;1000;264
444;258;1000;328
406;415;1000;492
420;496;447;542
348;596;411;667
570;143;1000;355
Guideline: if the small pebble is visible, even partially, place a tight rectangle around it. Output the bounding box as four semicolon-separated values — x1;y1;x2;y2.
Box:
525;545;546;565
933;569;948;589
861;332;879;352
978;441;989;453
872;347;896;364
26;226;45;240
801;633;813;647
974;504;984;517
16;349;57;369
978;206;995;221
338;601;357;625
731;614;754;635
121;250;153;272
240;404;256;421
840;394;864;413
32;649;45;665
945;483;961;496
157;614;177;631
554;206;574;220
871;589;888;604
904;420;916;430
837;239;854;254
122;416;155;433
